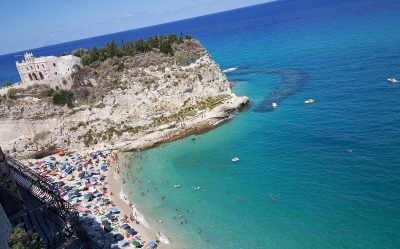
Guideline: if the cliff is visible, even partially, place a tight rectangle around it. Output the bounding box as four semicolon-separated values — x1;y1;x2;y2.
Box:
0;39;249;158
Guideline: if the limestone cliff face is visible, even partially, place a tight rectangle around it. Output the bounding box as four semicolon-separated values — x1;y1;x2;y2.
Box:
0;40;249;158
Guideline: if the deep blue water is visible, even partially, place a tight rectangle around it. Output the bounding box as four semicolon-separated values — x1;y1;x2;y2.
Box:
2;0;400;248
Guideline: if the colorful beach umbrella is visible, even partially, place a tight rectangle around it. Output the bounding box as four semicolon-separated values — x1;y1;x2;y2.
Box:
147;241;156;248
132;241;141;247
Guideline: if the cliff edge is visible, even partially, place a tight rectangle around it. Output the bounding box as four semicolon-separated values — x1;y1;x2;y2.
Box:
0;39;249;158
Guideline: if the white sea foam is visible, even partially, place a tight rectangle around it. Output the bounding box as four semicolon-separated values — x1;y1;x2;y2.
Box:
222;67;237;73
119;188;151;229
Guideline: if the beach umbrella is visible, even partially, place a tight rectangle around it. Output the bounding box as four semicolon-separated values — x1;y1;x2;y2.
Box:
128;228;136;235
40;173;47;177
66;175;73;181
86;183;93;188
121;223;130;229
81;203;91;207
83;193;92;199
57;181;65;186
105;212;115;220
118;239;127;247
114;233;124;241
147;241;156;248
104;223;112;232
132;241;141;248
111;207;119;213
77;206;89;212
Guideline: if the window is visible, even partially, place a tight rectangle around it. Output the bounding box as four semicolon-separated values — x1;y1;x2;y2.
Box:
53;63;56;67
42;64;45;68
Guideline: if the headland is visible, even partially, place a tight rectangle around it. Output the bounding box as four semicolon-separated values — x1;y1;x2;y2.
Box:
0;35;249;247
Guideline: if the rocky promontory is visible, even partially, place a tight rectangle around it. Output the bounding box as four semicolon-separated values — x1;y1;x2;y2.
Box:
0;38;249;159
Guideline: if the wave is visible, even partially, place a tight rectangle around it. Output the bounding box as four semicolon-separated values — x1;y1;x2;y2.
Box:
222;67;237;73
119;188;151;229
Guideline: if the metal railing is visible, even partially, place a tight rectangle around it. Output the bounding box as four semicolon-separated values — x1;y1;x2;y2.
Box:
1;156;103;249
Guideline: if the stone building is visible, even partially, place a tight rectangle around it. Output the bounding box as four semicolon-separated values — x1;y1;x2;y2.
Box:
15;52;81;83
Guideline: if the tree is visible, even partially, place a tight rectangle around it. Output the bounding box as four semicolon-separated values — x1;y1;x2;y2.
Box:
3;81;12;87
60;52;68;56
80;54;92;66
7;88;19;99
72;48;88;57
52;89;74;108
8;224;44;249
185;34;192;40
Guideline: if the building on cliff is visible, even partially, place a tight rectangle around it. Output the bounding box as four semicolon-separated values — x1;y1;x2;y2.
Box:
15;52;81;83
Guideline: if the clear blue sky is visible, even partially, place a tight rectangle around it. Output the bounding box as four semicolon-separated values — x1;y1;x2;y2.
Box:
0;0;272;55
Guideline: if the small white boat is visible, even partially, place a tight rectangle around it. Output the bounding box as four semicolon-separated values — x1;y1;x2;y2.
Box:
174;185;180;188
388;78;398;83
232;157;239;162
272;102;277;108
304;99;314;104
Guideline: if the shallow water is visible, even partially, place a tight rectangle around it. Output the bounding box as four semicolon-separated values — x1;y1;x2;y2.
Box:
2;0;400;248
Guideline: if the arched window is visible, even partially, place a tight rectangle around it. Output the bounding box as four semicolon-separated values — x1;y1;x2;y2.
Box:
37;65;39;69
42;64;45;68
53;63;56;67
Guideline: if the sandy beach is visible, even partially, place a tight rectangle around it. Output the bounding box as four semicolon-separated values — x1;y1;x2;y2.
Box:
106;150;182;248
25;149;181;248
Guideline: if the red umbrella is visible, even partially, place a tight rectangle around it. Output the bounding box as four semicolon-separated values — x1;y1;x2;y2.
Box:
40;173;47;177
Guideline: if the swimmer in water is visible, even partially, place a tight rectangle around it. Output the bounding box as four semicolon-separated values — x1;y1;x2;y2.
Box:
270;194;275;200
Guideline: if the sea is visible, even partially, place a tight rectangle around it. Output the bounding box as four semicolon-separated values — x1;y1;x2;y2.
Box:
1;0;400;248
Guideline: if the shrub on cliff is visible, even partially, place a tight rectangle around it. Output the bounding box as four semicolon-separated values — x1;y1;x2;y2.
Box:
52;89;73;108
8;224;44;249
6;88;20;99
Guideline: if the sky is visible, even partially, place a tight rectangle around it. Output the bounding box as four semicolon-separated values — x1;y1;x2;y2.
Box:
0;0;272;55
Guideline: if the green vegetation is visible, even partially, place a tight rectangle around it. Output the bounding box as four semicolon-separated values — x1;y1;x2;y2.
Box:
8;224;44;249
7;88;19;99
3;81;13;87
52;89;74;108
73;33;190;66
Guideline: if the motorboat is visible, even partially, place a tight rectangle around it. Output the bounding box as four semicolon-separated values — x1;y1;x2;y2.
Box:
388;78;398;83
272;102;277;108
304;99;314;104
174;185;180;188
232;157;239;162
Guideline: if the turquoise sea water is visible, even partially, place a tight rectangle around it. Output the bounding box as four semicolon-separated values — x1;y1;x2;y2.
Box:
2;0;400;248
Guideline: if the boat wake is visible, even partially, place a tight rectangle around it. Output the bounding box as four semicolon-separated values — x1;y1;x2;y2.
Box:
222;67;237;73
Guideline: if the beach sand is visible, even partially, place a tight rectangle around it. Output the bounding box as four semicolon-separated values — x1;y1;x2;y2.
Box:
106;150;180;248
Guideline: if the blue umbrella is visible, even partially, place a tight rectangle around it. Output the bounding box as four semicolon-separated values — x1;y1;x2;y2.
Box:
121;223;130;229
128;228;136;235
68;193;74;197
111;208;119;213
118;239;127;246
147;241;156;248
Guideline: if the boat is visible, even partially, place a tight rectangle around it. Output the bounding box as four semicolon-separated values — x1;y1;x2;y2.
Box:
388;78;398;83
304;99;314;104
272;102;277;108
174;185;180;188
232;157;239;162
